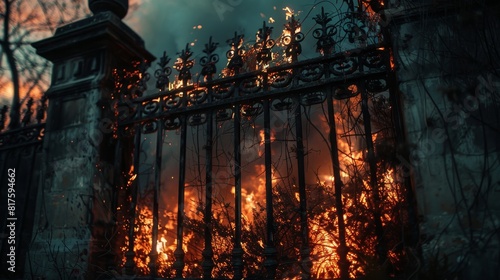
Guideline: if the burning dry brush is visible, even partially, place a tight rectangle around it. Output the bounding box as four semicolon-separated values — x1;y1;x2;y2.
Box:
167;94;410;279
107;2;419;279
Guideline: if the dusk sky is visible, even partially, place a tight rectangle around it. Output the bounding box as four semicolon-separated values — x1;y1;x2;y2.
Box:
123;1;342;69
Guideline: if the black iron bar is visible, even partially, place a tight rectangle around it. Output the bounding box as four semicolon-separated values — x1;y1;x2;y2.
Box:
125;125;141;275
263;97;278;279
174;114;187;278
326;91;350;280
232;102;244;280
294;97;311;280
359;83;387;263
149;121;163;277
202;87;215;279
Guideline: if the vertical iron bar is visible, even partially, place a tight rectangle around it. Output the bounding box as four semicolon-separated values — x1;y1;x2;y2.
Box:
360;83;387;263
294;98;311;279
202;89;215;278
174;115;187;278
232;103;244;280
263;98;277;279
149;121;163;277
125;125;141;275
326;91;350;280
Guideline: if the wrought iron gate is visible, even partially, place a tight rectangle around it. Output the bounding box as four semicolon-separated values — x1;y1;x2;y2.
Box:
115;3;412;279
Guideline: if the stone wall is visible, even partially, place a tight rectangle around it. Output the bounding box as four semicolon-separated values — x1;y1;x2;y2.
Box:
27;7;153;279
387;0;500;278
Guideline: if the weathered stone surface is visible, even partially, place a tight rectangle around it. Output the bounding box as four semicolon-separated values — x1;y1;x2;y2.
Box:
28;5;153;279
390;0;500;277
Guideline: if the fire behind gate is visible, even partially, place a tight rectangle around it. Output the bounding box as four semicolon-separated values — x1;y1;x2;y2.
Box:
113;2;416;280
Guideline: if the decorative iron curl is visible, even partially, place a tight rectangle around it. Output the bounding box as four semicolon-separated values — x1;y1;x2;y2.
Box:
282;15;304;62
174;44;194;84
136;61;151;95
200;36;219;79
343;21;367;46
313;7;337;55
155;51;172;91
36;95;48;124
241;102;263;117
254;21;275;67
226;32;245;74
21;98;34;127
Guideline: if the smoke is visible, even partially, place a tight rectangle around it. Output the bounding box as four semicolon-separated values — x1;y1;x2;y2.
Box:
125;0;314;65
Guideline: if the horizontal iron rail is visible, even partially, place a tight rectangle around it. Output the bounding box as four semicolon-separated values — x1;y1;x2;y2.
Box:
0;123;45;151
118;44;387;127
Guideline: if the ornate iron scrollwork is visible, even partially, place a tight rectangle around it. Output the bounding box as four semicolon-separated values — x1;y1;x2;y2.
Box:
200;36;219;79
335;84;360;100
174;44;194;85
212;83;234;100
143;100;160;115
155;51;172;91
330;56;358;76
363;49;386;69
298;64;324;82
301;91;326;106
164;117;181;130
226;32;245;74
241;102;263;117
142;120;158;134
216;108;233;122
240;77;262;94
165;94;183;109
188;114;207;126
269;70;293;88
271;97;294;111
116;100;137;122
313;7;337;55
188;89;208;105
254;21;275;67
365;79;388;93
282;15;304;62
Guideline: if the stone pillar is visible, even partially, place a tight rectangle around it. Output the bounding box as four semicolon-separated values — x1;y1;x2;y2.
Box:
28;1;154;279
384;0;500;278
